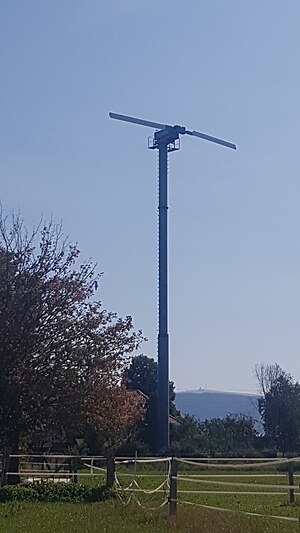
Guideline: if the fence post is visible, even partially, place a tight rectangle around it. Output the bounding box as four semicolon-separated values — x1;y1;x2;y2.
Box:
0;447;11;487
71;456;78;483
106;452;115;489
134;450;138;480
288;461;295;504
169;457;178;516
7;454;20;485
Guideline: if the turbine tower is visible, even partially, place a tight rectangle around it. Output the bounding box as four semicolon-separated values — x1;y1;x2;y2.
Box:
109;112;236;452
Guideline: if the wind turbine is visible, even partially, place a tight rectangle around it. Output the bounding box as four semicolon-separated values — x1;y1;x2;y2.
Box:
109;112;236;452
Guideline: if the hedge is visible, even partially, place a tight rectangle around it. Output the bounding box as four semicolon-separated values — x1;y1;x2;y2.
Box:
0;483;115;503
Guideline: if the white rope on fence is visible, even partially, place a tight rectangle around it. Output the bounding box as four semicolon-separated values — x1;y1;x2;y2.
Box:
117;479;169;494
115;457;171;464
174;475;299;491
115;470;170;494
82;463;106;473
174;499;300;523
116;491;133;507
131;493;169;511
115;488;289;495
122;490;168;510
115;477;169;510
176;456;300;469
123;456;300;520
114;473;168;477
9;454;81;458
10;471;106;477
176;490;288;495
114;456;171;511
179;457;284;461
138;478;169;495
81;456;105;460
187;473;297;478
20;462;72;467
7;471;73;477
115;476;140;492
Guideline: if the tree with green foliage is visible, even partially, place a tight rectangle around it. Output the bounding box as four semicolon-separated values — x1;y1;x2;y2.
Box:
200;415;258;457
171;414;258;457
126;355;178;414
258;368;300;453
124;355;179;452
170;415;203;456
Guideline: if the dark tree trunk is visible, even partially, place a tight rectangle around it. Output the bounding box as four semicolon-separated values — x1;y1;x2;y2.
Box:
0;446;12;487
7;455;20;485
7;437;20;485
105;452;115;489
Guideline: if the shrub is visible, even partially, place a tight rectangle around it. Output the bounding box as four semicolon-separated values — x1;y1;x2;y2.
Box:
0;485;35;502
0;482;115;503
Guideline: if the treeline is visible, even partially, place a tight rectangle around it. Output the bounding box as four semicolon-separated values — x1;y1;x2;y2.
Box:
122;355;261;457
123;356;300;457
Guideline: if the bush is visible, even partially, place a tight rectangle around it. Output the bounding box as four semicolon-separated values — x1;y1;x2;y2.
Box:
0;485;35;502
0;482;115;503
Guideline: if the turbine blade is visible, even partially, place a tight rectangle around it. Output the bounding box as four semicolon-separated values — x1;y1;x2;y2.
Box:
109;112;167;130
187;130;236;150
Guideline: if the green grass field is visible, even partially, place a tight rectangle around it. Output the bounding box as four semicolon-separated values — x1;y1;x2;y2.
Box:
0;500;299;533
1;462;300;532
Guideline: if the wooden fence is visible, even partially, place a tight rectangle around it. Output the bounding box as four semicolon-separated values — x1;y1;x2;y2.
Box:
1;454;300;522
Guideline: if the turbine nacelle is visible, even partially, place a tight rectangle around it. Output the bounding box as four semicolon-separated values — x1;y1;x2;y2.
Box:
154;125;183;146
109;112;236;150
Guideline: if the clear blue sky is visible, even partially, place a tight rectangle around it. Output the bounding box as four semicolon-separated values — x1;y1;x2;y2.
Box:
1;1;300;393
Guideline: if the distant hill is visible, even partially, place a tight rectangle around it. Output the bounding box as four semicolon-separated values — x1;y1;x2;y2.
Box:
175;389;262;429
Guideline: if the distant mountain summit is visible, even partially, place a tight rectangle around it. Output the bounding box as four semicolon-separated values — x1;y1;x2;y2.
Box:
175;389;262;428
